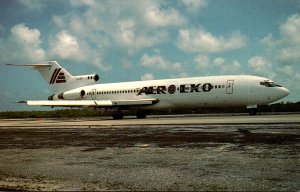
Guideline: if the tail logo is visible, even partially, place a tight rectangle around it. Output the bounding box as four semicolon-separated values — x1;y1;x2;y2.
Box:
49;68;66;84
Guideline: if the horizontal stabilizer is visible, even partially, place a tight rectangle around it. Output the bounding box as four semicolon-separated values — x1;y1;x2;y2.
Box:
7;64;52;67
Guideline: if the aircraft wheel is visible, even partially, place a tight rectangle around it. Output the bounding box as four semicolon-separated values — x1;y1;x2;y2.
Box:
248;108;257;115
136;111;147;119
113;112;124;120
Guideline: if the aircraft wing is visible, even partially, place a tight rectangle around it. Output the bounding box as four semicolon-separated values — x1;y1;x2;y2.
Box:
18;98;159;108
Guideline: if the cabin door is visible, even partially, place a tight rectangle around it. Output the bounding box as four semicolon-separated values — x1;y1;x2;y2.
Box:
91;89;97;100
226;80;234;94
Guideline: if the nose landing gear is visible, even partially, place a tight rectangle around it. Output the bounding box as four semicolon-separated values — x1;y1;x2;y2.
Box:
247;105;258;115
248;108;258;115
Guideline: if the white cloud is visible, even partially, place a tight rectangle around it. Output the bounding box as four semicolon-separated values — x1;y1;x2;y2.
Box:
261;14;300;64
0;23;46;62
282;66;300;79
181;0;207;13
69;0;187;30
177;28;247;53
11;24;41;46
114;19;168;53
52;15;65;28
172;62;184;72
50;30;85;61
50;30;109;71
50;12;112;71
18;0;45;11
280;66;300;81
194;55;210;69
140;53;168;70
231;60;241;71
279;46;300;62
193;55;241;75
213;57;241;74
213;57;225;66
117;20;135;46
248;56;272;72
280;14;300;44
70;0;97;7
122;59;133;69
56;1;175;53
281;65;294;76
144;2;186;27
260;33;279;48
140;51;186;76
278;14;300;63
141;73;155;81
171;71;189;78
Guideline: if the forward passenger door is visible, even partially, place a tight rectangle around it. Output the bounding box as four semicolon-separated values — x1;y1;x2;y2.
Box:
226;80;234;94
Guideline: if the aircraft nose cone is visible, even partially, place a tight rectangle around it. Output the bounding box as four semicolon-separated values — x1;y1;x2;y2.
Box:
280;87;289;98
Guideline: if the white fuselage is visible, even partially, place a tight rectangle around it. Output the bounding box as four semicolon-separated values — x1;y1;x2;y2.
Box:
61;75;289;110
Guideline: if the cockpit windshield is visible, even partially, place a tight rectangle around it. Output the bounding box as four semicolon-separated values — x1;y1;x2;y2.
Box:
260;81;282;87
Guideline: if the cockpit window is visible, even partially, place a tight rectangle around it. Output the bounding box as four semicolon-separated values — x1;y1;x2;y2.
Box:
260;81;282;87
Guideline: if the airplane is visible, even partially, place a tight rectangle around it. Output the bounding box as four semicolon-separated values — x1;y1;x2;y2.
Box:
8;61;289;119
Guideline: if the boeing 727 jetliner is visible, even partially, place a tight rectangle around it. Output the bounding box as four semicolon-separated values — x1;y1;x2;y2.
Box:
8;61;289;119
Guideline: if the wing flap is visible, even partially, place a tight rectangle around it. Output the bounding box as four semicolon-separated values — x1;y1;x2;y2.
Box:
20;99;158;108
111;99;158;106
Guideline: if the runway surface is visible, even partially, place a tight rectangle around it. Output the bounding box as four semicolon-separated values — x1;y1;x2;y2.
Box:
0;114;299;191
1;113;300;127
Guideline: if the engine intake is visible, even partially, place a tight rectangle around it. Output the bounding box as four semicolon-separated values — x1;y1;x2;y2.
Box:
80;90;86;97
94;74;99;81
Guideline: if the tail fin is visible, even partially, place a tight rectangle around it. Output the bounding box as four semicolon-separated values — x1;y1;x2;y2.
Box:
8;61;99;94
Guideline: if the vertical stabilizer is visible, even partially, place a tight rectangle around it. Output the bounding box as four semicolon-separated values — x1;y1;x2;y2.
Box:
7;61;100;96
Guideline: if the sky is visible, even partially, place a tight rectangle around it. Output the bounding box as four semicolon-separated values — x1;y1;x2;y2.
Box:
0;0;300;111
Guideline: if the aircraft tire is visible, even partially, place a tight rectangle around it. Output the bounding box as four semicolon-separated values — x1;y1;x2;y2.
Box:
112;112;124;120
136;111;147;119
248;108;258;115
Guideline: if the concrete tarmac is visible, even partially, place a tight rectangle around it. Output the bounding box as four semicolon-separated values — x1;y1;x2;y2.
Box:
0;114;299;191
1;113;300;127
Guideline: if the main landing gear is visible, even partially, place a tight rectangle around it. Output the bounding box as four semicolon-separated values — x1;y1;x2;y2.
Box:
112;110;147;120
136;110;147;119
248;108;258;115
112;111;124;120
247;105;258;115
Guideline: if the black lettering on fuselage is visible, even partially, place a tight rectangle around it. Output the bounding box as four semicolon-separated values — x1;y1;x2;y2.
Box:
190;84;201;92
180;84;189;93
138;87;148;95
157;86;166;94
138;83;212;95
202;83;212;92
147;86;155;94
138;86;167;95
